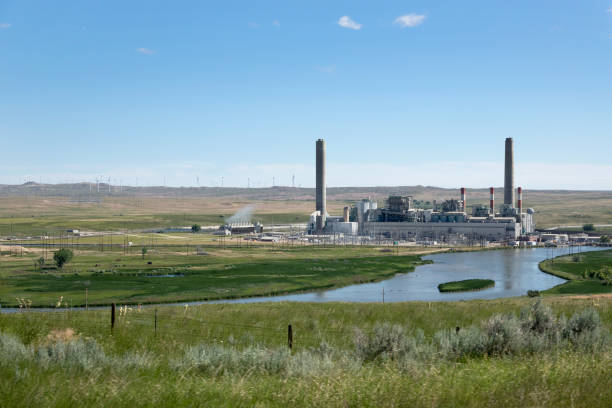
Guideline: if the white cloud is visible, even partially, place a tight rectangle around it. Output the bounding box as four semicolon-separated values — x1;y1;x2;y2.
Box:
394;13;426;28
137;48;156;55
0;23;11;29
272;20;280;27
338;16;362;30
248;22;260;29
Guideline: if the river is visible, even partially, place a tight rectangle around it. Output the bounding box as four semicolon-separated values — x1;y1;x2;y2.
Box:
212;246;604;304
1;246;605;312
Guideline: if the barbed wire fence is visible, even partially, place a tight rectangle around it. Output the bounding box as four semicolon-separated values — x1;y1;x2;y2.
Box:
7;302;390;352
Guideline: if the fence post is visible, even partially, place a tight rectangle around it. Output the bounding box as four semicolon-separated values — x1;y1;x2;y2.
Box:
288;324;293;350
111;303;116;334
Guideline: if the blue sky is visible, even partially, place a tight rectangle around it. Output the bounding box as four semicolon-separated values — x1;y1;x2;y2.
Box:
1;1;611;189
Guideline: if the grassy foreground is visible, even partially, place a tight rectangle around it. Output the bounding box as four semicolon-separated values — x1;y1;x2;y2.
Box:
541;249;612;295
0;246;432;307
438;279;495;292
1;297;611;407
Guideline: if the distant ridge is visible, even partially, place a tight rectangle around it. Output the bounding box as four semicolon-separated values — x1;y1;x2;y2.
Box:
0;182;608;201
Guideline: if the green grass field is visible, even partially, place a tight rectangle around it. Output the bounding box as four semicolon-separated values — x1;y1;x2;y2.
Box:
1;297;611;407
0;246;432;308
542;249;612;295
437;279;495;292
1;187;611;406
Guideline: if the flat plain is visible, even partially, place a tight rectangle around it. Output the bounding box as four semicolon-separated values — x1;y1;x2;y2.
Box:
1;185;612;407
1;184;611;235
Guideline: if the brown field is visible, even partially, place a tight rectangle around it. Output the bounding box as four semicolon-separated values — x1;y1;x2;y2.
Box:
0;183;610;235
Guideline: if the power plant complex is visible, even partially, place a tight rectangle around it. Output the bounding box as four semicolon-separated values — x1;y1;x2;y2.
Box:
308;138;535;243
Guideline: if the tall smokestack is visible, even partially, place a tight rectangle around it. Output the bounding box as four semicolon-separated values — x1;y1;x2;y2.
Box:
460;187;466;212
504;137;515;207
316;139;326;231
343;207;349;222
490;187;495;214
517;187;523;214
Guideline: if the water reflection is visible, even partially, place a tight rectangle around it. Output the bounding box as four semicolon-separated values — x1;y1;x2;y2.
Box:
1;247;606;313
212;247;605;304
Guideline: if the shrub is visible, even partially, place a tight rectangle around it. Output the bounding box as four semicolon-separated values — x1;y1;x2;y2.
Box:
482;314;525;355
527;290;540;297
354;324;432;363
179;345;290;376
354;323;409;362
287;349;336;377
435;326;487;359
0;332;31;363
179;343;338;377
563;309;609;351
520;300;558;333
37;338;108;370
53;248;74;269
434;301;610;358
310;340;334;359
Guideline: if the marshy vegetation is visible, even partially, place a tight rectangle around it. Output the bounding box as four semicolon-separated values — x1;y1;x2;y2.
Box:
437;278;495;293
0;247;432;307
542;249;612;295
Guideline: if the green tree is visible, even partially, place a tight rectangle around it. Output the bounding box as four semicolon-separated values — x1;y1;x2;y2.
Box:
141;247;148;259
583;224;595;232
600;235;610;244
191;224;201;233
53;248;74;269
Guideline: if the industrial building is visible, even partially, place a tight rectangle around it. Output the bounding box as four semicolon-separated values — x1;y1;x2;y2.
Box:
308;137;535;242
215;222;263;236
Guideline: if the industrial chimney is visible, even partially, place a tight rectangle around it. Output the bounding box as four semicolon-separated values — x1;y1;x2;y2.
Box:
316;139;326;231
343;207;350;222
460;187;466;212
504;138;515;207
490;187;495;215
517;187;523;214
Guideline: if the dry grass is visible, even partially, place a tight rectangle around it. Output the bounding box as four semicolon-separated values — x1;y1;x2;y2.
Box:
1;186;610;233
